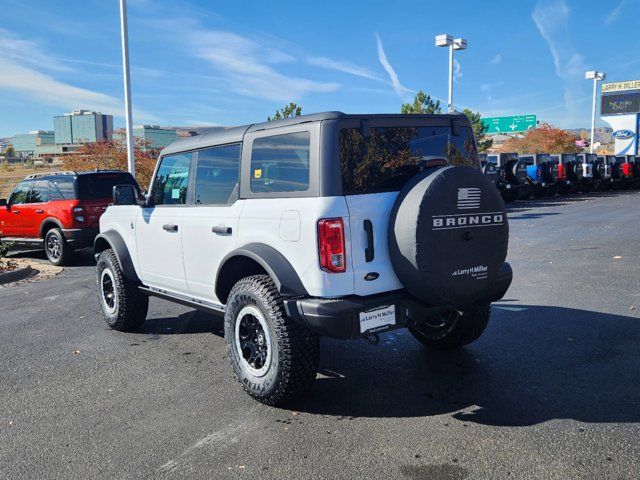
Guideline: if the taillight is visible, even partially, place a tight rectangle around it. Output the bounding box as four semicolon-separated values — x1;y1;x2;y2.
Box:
318;218;346;273
622;163;633;177
73;206;85;223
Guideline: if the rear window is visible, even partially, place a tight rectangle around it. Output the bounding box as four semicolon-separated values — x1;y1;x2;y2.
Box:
250;132;310;193
50;177;76;200
77;173;138;200
339;126;478;195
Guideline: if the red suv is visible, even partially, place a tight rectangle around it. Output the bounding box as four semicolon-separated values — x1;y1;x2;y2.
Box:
0;170;140;265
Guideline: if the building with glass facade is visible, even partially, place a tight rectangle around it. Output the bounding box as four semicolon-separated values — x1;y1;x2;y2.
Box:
11;131;55;157
114;125;178;150
53;110;113;144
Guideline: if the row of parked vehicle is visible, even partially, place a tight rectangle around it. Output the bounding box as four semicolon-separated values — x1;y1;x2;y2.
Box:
479;153;640;202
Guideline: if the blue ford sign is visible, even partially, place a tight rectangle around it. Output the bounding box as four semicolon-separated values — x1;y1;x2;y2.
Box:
612;129;635;140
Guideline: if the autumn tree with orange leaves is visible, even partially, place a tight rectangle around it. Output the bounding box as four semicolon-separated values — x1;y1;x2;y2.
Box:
500;124;581;154
63;137;158;191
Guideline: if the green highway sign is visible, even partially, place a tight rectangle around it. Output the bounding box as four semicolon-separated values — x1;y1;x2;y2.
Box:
482;115;537;134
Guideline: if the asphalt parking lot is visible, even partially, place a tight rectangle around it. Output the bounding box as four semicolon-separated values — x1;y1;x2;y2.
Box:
1;191;640;480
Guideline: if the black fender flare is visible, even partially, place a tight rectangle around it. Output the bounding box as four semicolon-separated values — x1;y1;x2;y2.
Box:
216;243;308;299
93;230;140;283
39;217;64;237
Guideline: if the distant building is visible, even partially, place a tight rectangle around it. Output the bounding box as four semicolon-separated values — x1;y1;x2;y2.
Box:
11;130;55;157
114;125;178;150
34;144;80;159
54;110;113;144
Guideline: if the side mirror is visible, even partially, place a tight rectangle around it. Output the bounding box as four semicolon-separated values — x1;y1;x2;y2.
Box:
112;185;137;206
0;199;6;208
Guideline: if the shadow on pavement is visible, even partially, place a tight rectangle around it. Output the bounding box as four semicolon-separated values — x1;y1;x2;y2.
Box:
136;310;224;337
9;247;96;267
289;304;640;426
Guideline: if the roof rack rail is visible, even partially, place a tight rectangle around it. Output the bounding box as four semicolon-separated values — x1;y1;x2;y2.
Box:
24;171;77;179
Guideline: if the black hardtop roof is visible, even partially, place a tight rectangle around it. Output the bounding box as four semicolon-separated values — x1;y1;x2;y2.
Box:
160;111;469;156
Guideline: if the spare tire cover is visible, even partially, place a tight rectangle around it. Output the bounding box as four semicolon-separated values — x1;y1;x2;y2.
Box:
388;166;509;307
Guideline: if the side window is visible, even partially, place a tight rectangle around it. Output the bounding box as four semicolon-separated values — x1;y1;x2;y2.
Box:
50;178;76;200
8;182;30;205
250;131;310;193
29;181;50;203
195;144;241;205
151;152;192;205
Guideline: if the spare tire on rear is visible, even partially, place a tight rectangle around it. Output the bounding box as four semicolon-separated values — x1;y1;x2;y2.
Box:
388;166;509;308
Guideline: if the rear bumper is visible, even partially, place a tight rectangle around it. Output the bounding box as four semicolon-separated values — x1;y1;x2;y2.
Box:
285;262;513;339
61;228;98;247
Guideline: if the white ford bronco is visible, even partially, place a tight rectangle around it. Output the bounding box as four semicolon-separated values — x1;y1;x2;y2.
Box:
95;112;512;405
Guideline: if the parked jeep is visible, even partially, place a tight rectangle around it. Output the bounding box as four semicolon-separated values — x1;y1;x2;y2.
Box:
486;153;530;201
94;112;513;405
478;153;499;191
549;154;579;194
592;155;611;190
614;155;635;189
520;153;555;197
574;153;597;193
0;170;140;265
626;155;640;188
600;155;624;189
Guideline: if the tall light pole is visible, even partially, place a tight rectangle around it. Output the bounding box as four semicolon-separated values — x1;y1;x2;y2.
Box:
435;34;467;112
585;70;606;154
119;0;135;176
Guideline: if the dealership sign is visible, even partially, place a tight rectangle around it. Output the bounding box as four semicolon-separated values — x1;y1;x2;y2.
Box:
601;80;640;93
612;129;635;140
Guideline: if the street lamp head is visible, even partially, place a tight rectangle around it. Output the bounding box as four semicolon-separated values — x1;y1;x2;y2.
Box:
453;38;467;50
585;70;606;80
435;34;453;47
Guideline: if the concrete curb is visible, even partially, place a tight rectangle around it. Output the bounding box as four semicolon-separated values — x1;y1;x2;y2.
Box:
0;266;36;284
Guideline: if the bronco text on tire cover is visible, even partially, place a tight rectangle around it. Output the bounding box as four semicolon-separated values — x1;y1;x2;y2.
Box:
388;166;509;308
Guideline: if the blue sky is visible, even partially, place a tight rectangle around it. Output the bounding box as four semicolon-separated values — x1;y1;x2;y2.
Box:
1;0;639;137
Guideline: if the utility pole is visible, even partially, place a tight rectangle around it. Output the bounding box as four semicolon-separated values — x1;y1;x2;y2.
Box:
119;0;135;176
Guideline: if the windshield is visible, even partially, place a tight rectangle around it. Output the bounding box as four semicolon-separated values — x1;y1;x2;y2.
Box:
77;173;139;200
339;125;478;195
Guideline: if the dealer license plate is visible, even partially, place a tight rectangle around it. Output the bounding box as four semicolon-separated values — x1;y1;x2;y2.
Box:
359;305;396;334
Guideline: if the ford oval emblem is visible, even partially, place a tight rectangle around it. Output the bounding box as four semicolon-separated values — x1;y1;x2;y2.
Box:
364;272;379;281
612;129;634;140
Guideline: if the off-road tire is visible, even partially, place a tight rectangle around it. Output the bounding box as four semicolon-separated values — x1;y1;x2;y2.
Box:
532;184;545;198
224;275;319;405
409;303;491;350
44;228;73;266
500;186;518;202
96;249;148;331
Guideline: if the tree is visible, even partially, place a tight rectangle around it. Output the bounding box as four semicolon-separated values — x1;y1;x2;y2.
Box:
62;137;157;190
500;124;581;154
462;108;493;152
3;146;15;157
401;91;442;114
268;103;302;121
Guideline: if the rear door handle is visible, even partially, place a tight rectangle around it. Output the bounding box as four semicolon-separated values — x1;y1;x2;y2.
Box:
364;219;374;262
35;209;44;214
162;224;178;232
12;210;19;214
212;226;232;235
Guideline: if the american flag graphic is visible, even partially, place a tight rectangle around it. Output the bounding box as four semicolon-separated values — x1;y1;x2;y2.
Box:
457;187;481;210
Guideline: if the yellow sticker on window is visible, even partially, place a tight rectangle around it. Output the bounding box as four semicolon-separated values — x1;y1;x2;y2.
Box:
254;168;262;179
